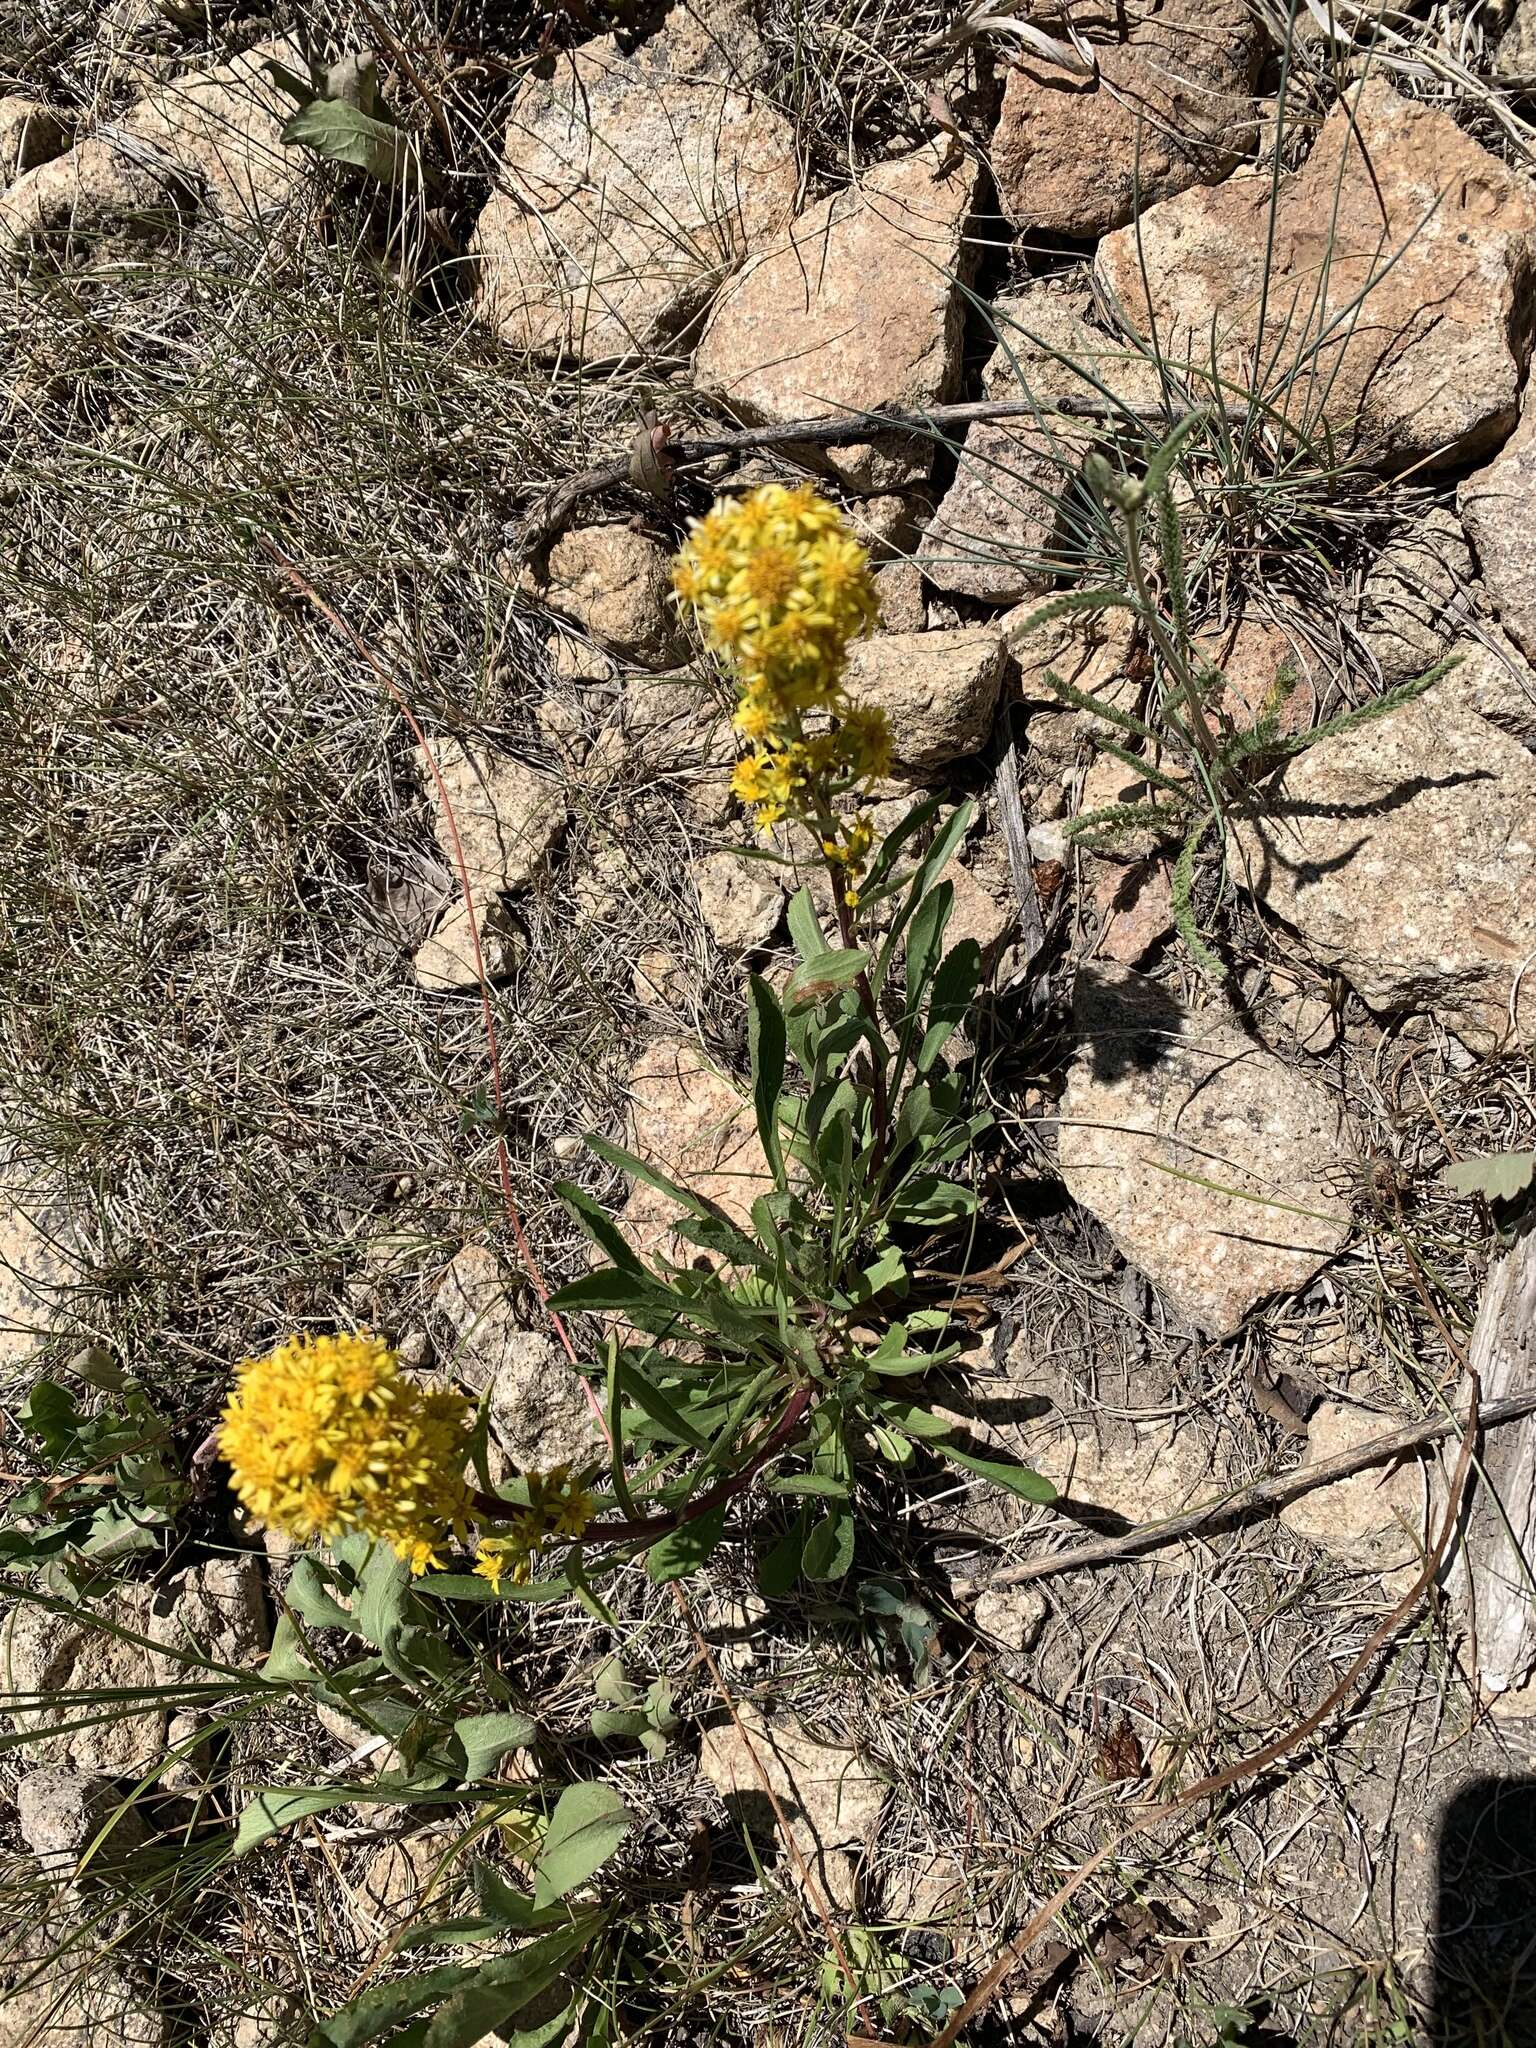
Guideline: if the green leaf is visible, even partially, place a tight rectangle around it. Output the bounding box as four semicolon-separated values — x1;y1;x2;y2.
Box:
617;1363;713;1452
935;1441;1056;1502
904;880;954;1011
1441;1151;1536;1203
838;1243;908;1309
355;1545;413;1667
286;1556;356;1634
281;98;413;184
311;1965;481;2047
261;1614;316;1683
532;1783;632;1907
888;1176;976;1226
645;1501;728;1584
234;1785;360;1854
593;1655;638;1708
502;1999;579;2048
786;884;828;963
786;948;868;1004
747;973;788;1187
547;1266;667;1315
757;1509;808;1596
19;1379;80;1460
472;1860;541;1930
917;939;983;1074
451;1711;538;1781
590;1706;652;1742
874;801;975;993
582;1130;725;1219
875;1399;953;1441
555;1182;642;1272
422;1920;599;2048
766;1472;849;1498
262;55;321;108
801;1507;855;1582
856;792;945;904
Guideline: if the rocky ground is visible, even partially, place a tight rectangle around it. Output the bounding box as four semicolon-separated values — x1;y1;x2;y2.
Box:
3;0;1536;2042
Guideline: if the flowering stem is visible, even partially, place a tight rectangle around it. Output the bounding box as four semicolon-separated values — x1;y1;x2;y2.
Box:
468;1382;815;1543
833;881;892;1174
807;785;891;1172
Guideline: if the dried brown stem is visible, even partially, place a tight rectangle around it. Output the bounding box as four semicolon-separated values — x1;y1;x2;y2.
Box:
955;1384;1536;1595
526;394;1246;547
923;1373;1485;2048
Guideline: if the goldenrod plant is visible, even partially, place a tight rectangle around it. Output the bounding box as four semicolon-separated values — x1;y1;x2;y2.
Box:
195;487;1039;2048
221;1330;477;1574
672;483;887;885
210;486;1048;1611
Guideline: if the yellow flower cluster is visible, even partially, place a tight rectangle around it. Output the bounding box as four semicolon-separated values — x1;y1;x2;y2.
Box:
220;1331;471;1576
672;484;888;883
473;1464;595;1592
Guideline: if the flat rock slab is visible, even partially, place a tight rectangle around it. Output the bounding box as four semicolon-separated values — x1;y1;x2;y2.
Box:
1461;402;1536;664
471;3;796;360
922;287;1163;603
1233;649;1536;1046
698;1702;887;1912
1359;507;1475;684
0;1171;79;1364
0;1930;167;2048
691;850;784;954
1280;1400;1432;1577
618;1036;771;1263
4;1556;267;1776
0;97;71;185
695;142;979;489
992;0;1265;238
1057;968;1350;1336
1094;81;1536;471
535;524;689;670
1029;1422;1217;1569
841;626;1005;775
415;737;563;900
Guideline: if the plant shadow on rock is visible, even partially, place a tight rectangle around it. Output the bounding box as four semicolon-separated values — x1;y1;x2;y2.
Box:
1071;963;1187;1083
1238;770;1495;892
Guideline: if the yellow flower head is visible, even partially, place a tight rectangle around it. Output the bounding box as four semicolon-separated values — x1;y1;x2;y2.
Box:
220;1332;472;1575
471;1465;595;1593
673;485;889;860
672;484;879;723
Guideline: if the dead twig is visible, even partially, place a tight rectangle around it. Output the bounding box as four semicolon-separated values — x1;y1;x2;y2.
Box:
524;394;1250;548
924;1372;1485;2048
955;1384;1536;1594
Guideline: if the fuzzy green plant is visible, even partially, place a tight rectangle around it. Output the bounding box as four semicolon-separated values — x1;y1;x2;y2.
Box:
1017;417;1458;981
